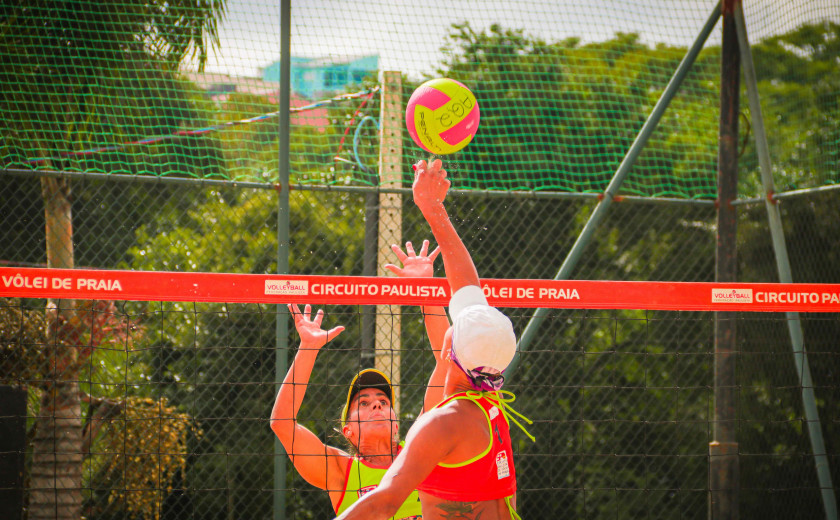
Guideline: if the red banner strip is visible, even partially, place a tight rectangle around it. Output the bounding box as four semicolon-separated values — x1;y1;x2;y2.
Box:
3;267;840;312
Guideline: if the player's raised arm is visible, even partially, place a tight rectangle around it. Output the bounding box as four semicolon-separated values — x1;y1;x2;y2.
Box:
411;159;480;293
269;304;348;491
385;239;449;411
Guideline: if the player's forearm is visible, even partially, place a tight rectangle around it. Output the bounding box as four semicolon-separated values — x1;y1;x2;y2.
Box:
422;204;480;292
423;362;447;412
422;305;448;360
270;347;319;433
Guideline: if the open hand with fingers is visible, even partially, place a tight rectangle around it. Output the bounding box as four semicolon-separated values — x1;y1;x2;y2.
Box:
288;304;345;350
384;239;440;279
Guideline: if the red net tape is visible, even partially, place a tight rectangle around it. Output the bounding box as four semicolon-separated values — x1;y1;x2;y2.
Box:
3;267;840;312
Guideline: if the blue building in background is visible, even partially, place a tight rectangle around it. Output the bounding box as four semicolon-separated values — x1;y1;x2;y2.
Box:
262;55;378;99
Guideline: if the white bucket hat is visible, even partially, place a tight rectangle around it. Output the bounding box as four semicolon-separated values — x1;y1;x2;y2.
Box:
448;285;517;391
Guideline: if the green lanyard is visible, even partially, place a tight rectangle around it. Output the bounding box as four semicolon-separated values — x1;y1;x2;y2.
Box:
464;390;536;443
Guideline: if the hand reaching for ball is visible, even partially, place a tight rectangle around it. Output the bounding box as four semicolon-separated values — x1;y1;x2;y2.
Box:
412;159;450;218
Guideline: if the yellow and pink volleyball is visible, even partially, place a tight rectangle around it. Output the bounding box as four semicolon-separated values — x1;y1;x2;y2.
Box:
405;78;480;155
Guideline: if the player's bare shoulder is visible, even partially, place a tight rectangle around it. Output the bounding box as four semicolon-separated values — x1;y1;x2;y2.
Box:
407;399;462;439
405;398;488;454
441;397;492;432
417;397;486;434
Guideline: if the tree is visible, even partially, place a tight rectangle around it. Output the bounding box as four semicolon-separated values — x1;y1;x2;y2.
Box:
433;23;721;198
0;299;201;520
740;21;840;194
0;2;226;518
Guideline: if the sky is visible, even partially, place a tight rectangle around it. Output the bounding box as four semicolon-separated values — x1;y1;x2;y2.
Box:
200;0;838;79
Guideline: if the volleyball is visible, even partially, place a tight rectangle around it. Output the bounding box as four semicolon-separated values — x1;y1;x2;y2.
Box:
405;78;480;155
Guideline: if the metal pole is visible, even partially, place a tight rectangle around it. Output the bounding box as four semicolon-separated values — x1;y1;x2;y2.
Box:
733;183;840;206
709;2;740;518
362;192;378;365
274;1;291;519
734;3;838;518
506;1;722;376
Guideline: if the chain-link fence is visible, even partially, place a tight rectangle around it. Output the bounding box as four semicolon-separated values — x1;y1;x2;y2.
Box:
3;180;840;519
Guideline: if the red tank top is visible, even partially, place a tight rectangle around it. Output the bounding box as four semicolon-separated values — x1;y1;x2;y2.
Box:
417;392;516;501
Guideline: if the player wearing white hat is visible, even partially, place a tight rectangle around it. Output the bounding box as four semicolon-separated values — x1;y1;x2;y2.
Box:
335;159;534;520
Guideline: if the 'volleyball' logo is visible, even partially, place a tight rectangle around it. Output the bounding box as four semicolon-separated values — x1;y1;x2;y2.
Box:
711;288;753;303
265;280;308;296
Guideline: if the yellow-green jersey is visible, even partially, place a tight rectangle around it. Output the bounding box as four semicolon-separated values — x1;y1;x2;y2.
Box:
333;443;422;520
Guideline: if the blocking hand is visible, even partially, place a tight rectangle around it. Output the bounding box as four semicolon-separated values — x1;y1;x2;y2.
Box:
384;239;441;278
288;304;345;350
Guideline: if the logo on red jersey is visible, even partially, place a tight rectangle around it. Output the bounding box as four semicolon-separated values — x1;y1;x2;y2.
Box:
496;451;510;479
357;485;377;497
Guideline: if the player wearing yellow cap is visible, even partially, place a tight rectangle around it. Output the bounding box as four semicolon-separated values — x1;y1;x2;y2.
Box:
270;240;447;519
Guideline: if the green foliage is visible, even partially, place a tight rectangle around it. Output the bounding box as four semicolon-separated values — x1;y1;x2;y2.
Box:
735;193;840;518
127;188;364;275
422;21;840;518
0;297;202;520
85;396;203;520
0;0;226;176
1;3;227;519
122;183;368;519
740;21;840;193
397;20;840;199
0;298;47;385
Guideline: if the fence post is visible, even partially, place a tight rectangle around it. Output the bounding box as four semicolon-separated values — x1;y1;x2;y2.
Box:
710;1;740;519
362;192;379;364
0;386;27;519
734;2;837;518
274;1;291;519
376;71;403;415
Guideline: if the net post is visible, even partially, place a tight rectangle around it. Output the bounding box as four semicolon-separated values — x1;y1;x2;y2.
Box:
506;1;723;378
362;192;378;363
376;71;403;416
734;3;838;518
274;1;291;519
709;441;740;519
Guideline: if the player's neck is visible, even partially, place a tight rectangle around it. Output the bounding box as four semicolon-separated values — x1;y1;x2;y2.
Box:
357;437;399;466
444;368;477;397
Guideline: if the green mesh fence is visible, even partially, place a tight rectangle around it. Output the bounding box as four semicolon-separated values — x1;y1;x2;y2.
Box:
1;1;838;197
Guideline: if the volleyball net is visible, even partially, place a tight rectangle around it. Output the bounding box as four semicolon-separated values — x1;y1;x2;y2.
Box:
2;1;838;196
2;267;840;519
